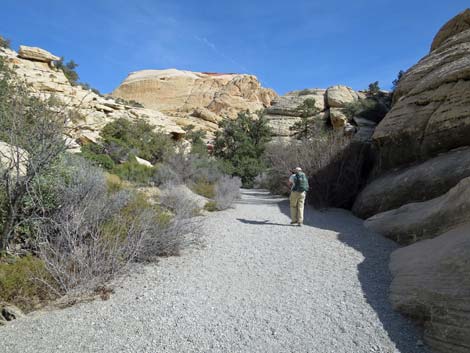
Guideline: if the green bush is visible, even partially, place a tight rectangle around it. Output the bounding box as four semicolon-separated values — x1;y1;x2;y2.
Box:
289;98;325;140
113;97;144;108
214;111;271;187
343;97;390;123
297;89;314;96
183;125;208;156
111;159;155;185
0;36;11;49
0;56;71;252
0;255;56;312
190;181;215;199
80;143;115;170
204;201;217;212
368;81;380;96
100;118;174;164
105;173;128;193
55;58;79;85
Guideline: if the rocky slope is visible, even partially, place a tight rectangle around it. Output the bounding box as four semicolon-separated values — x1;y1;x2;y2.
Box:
353;9;470;353
0;46;187;151
112;69;277;135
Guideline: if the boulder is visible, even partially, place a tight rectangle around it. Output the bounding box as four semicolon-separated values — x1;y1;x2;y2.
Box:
0;141;28;176
353;147;470;218
329;108;348;129
364;176;470;245
373;14;470;171
389;223;470;353
191;107;221;124
326;85;358;108
430;9;470;52
135;156;153;168
18;45;60;62
0;303;24;322
265;114;302;137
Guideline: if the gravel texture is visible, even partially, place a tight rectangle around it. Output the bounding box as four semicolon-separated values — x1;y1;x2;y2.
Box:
0;189;429;353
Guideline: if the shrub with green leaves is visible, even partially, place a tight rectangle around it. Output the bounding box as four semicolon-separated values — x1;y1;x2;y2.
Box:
214;111;272;187
111;158;155;185
55;58;79;85
289;98;326;140
368;81;380;96
343;97;390;124
100;118;174;164
297;88;314;96
183;124;207;156
0;36;11;49
0;255;56;312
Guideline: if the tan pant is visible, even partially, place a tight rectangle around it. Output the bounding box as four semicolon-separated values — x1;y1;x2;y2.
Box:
290;191;306;224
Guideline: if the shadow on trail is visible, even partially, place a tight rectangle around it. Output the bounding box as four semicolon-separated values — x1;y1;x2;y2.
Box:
263;191;427;353
237;218;292;227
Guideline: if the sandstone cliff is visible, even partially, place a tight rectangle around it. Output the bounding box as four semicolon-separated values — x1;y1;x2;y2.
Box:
353;10;470;353
264;86;381;141
111;69;277;135
0;46;186;151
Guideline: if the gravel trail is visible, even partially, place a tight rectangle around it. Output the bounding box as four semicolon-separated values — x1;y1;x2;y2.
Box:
0;189;429;353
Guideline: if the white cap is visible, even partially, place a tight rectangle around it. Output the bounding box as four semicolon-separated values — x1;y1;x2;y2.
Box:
295;167;302;171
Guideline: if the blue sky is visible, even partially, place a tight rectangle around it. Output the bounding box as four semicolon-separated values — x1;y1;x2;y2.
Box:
1;1;466;95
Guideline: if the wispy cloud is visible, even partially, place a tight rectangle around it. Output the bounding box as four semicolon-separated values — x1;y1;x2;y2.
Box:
194;35;249;73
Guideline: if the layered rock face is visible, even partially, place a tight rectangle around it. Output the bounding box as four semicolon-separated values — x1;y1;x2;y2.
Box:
265;86;375;141
112;69;277;135
354;10;470;353
0;46;185;149
389;223;470;353
372;8;470;171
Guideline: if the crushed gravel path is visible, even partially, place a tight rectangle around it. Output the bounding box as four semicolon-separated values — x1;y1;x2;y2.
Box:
0;189;429;353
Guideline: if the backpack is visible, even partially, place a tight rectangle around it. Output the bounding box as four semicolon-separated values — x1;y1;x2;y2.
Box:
293;172;309;192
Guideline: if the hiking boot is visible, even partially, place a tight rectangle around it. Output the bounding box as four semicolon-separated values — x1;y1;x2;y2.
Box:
290;221;297;225
297;223;302;227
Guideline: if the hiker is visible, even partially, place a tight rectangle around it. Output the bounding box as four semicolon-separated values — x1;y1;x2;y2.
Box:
288;167;309;226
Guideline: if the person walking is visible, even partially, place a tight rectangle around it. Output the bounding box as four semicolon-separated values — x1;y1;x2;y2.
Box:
288;167;309;226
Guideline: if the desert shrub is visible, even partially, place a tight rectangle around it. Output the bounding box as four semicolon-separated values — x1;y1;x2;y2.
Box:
297;89;314;96
190;181;215;199
153;162;181;186
368;81;380;96
113;97;144;108
343;97;390;124
183;125;208;156
154;148;223;187
80;143;115;170
77;82;101;96
54;58;79;85
264;132;370;208
0;255;56;312
0;56;71;252
111;158;155;185
100;118;174;164
0;36;11;49
214;111;272;187
204;201;217;212
214;175;241;210
105;173;128;193
36;157;199;294
392;70;405;91
189;157;223;184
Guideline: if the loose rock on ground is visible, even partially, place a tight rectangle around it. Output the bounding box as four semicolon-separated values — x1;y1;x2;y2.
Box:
0;190;428;353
